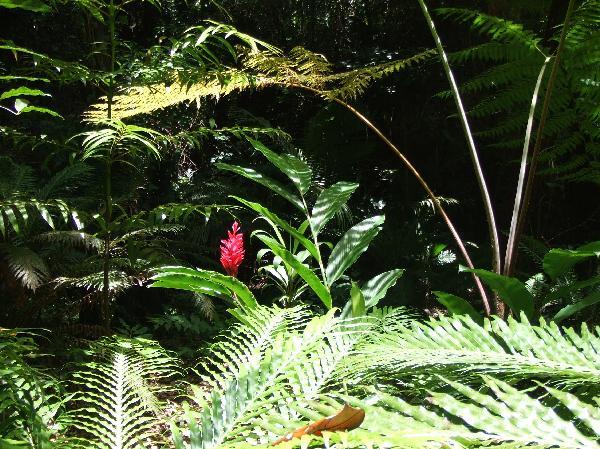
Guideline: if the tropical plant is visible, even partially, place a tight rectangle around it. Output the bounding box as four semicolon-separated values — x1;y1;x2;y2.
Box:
151;136;404;313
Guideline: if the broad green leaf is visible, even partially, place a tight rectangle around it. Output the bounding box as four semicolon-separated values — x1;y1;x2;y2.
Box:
543;241;600;280
325;215;384;286
0;0;50;12
19;106;62;118
256;234;332;309
362;269;404;308
311;182;359;235
231;196;320;262
553;291;600;323
461;267;534;319
0;87;49;101
350;281;366;317
433;291;482;323
216;163;304;211
247;138;312;195
150;266;258;310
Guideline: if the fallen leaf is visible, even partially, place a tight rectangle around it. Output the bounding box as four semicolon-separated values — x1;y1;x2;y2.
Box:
272;404;365;445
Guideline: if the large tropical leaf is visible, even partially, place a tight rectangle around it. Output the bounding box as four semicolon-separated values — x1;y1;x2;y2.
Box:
216;163;304;211
310;182;358;235
543;241;600;280
232;196;320;262
150;266;258;310
247;138;312;195
255;234;332;309
361;269;404;308
325;215;384;287
461;267;534;318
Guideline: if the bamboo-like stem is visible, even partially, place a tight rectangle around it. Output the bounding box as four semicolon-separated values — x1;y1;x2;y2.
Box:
506;0;576;277
417;0;502;285
503;57;550;277
101;0;116;329
287;82;492;315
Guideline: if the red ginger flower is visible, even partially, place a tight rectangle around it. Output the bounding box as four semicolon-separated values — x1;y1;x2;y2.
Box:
220;221;245;277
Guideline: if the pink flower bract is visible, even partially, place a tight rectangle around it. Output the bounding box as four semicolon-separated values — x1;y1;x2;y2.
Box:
220;221;245;277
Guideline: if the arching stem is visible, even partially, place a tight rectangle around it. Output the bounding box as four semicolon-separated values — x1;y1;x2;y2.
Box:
286;82;492;316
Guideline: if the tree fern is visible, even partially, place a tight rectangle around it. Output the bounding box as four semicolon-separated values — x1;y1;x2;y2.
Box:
437;3;600;184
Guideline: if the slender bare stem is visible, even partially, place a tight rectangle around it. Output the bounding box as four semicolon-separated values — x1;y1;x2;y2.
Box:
417;0;501;284
286;82;492;315
507;0;576;277
504;57;550;277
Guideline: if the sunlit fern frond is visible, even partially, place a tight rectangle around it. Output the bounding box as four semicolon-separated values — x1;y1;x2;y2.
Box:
0;243;49;290
54;270;133;293
347;313;600;391
173;306;410;449
67;336;180;449
85;46;433;121
84;70;268;121
404;376;600;449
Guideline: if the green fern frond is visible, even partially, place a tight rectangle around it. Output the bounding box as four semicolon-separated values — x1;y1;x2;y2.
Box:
439;4;600;184
174;306;411;449
37;163;93;200
67;337;180;449
0;243;49;290
55;270;132;293
424;376;600;449
349;313;600;389
34;231;103;252
0;330;64;448
85;46;433;120
436;8;541;48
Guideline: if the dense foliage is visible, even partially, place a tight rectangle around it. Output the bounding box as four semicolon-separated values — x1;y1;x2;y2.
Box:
1;0;599;448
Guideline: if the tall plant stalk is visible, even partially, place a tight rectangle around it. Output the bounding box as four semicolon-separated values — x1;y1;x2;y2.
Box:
505;0;576;277
288;83;492;316
416;0;501;282
101;0;116;329
503;57;551;277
